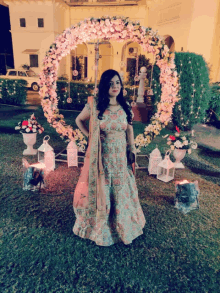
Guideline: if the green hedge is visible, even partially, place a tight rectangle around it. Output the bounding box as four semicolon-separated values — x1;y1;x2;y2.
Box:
173;52;211;130
0;79;27;105
208;82;220;122
149;52;211;130
56;81;134;110
56;81;95;110
151;64;162;115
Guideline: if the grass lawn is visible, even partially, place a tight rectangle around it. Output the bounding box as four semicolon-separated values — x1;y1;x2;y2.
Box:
0;105;220;293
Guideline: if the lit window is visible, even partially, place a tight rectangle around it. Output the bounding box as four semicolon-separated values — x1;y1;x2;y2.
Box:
38;18;44;28
30;55;39;68
20;18;26;27
126;58;135;73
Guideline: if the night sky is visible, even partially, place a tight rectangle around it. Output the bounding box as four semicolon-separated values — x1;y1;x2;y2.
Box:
0;4;14;73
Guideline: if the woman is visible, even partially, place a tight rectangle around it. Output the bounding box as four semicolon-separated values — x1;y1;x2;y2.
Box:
73;69;146;246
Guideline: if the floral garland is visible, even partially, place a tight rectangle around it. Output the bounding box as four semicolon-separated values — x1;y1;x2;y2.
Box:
38;16;179;151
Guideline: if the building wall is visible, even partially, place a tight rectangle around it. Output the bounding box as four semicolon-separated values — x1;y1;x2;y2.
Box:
148;0;220;82
66;3;148;81
4;0;149;81
208;0;220;81
4;0;67;75
148;0;194;53
4;0;220;82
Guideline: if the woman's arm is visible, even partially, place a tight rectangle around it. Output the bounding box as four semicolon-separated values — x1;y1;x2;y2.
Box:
75;106;90;138
126;124;136;153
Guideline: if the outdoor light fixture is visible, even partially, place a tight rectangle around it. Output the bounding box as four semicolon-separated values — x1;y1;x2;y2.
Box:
148;146;162;175
174;179;200;214
67;139;78;167
38;135;55;172
157;150;175;182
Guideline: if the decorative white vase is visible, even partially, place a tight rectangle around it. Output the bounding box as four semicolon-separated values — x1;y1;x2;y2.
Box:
22;133;37;155
173;148;186;169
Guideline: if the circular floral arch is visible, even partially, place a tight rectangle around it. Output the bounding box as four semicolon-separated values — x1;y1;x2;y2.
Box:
38;16;179;152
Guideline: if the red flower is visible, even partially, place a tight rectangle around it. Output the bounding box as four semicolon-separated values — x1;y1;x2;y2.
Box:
175;126;180;133
169;135;176;141
22;120;28;126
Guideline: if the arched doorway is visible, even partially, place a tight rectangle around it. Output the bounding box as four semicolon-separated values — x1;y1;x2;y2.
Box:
121;41;142;83
71;43;88;80
164;35;175;52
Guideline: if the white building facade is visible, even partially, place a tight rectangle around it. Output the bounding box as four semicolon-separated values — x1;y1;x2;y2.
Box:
2;0;220;82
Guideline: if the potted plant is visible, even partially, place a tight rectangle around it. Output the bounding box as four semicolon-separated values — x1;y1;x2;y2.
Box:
15;113;44;155
164;126;197;168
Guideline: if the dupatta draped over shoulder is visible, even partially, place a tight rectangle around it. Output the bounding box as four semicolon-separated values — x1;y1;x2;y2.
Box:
73;97;107;221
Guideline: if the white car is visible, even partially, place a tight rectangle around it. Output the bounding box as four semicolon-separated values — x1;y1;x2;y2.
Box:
0;69;39;91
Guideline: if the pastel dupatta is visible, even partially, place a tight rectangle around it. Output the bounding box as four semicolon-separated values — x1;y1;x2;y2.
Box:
73;97;107;220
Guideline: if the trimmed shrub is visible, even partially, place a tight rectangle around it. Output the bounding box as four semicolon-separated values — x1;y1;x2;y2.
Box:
173;52;211;130
57;81;94;110
0;79;27;105
56;81;134;110
148;52;211;130
151;64;162;115
208;82;220;122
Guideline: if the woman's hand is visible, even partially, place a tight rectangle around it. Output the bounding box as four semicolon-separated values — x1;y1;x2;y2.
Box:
128;151;136;165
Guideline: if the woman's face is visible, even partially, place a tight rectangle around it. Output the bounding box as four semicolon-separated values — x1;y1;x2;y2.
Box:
108;75;121;98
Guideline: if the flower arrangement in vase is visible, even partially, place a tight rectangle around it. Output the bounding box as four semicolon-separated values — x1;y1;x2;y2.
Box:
15;113;44;155
15;113;44;134
164;126;197;168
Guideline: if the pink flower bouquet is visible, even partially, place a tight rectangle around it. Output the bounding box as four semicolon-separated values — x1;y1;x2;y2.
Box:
15;113;44;134
164;126;197;154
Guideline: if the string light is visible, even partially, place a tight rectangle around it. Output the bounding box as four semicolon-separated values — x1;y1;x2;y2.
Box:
177;56;202;127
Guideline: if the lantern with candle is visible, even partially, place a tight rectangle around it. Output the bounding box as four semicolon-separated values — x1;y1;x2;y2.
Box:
175;179;200;214
148;146;162;175
38;135;55;172
67;140;78;167
22;158;45;191
157;150;175;182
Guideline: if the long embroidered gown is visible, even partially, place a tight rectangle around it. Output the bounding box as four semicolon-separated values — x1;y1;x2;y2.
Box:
73;103;146;246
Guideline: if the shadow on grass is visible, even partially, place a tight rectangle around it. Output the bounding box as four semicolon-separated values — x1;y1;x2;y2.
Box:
184;147;220;179
12;188;76;236
0;126;18;134
0;106;33;120
199;145;220;157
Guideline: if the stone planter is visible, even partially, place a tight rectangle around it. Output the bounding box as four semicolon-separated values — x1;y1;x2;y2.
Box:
22;133;37;155
173;148;186;169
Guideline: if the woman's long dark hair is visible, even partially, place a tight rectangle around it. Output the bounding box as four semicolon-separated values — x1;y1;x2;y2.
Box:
96;69;133;125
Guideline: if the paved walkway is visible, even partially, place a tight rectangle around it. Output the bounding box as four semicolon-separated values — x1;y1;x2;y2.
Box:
185;123;220;185
192;123;220;151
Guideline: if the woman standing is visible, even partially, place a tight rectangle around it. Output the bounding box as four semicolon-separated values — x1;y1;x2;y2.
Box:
73;69;146;246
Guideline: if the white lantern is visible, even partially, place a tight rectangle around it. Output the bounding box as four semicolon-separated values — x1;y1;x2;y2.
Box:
148;147;162;175
67;140;78;167
157;150;175;182
38;135;55;172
